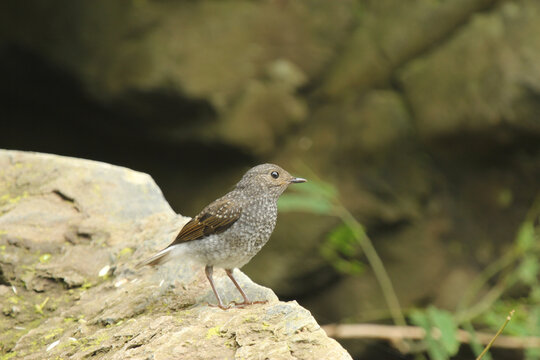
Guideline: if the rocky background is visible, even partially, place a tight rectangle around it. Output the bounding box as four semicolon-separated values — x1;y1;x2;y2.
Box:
1;0;540;359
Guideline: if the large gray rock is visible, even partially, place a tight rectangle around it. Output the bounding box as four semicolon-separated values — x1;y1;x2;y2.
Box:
0;0;355;154
399;0;540;138
0;150;350;359
320;0;497;97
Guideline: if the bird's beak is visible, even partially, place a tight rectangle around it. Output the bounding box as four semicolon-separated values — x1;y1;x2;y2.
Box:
290;177;307;184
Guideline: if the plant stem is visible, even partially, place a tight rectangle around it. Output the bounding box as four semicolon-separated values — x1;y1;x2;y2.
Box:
338;206;407;327
456;250;517;316
476;310;515;360
456;270;516;323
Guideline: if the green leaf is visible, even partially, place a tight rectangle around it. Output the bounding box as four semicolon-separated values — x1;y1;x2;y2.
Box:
278;194;333;214
320;224;365;275
334;258;364;275
410;307;459;360
409;309;429;330
291;179;338;200
410;309;449;360
327;224;360;257
517;221;535;252
427;306;459;355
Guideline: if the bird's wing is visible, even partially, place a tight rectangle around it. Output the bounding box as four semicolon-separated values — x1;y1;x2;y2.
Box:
166;196;241;247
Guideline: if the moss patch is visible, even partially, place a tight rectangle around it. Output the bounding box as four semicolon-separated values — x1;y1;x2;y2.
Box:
206;326;221;339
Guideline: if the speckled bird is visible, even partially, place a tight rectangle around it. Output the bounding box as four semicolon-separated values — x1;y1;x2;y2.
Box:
139;164;306;309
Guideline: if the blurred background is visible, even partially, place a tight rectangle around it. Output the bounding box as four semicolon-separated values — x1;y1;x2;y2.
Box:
1;0;539;359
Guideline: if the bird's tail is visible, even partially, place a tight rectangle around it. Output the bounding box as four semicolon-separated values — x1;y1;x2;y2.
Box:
136;246;175;269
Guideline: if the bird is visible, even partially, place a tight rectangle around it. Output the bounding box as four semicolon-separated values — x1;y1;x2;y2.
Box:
138;163;306;310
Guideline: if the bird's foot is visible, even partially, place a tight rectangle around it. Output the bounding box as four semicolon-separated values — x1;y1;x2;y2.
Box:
206;299;268;310
229;299;268;308
206;302;233;310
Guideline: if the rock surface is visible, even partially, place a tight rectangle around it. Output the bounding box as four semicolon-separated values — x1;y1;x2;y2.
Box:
0;150;351;359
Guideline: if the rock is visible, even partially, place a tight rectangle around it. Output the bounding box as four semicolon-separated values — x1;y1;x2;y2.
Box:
0;150;350;359
320;0;497;97
0;0;356;155
399;0;540;139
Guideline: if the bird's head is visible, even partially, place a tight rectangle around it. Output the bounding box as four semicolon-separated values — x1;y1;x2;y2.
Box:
236;163;306;198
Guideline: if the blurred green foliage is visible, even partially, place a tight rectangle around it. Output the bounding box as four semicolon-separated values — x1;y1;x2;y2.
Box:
278;180;337;214
410;306;459;360
279;176;367;276
322;224;364;275
279;168;540;360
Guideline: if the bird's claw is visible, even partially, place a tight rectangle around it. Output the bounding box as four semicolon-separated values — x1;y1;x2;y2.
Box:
229;299;268;308
205;299;268;310
207;298;269;310
206;302;233;310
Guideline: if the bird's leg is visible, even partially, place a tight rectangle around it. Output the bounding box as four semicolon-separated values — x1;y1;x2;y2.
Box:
205;265;231;310
225;269;268;307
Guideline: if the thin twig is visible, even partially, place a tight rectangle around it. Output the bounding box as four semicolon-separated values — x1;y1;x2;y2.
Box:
476;310;515;360
322;319;540;351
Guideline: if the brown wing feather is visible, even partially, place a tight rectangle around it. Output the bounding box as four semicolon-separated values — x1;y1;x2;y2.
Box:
166;196;241;247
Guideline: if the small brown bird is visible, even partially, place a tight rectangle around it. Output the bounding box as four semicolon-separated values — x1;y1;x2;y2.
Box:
139;164;306;309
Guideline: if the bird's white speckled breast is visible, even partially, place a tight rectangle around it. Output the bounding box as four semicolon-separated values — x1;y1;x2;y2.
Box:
183;195;278;269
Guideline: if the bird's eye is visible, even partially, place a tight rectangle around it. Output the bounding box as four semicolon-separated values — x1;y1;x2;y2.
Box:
270;171;279;179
